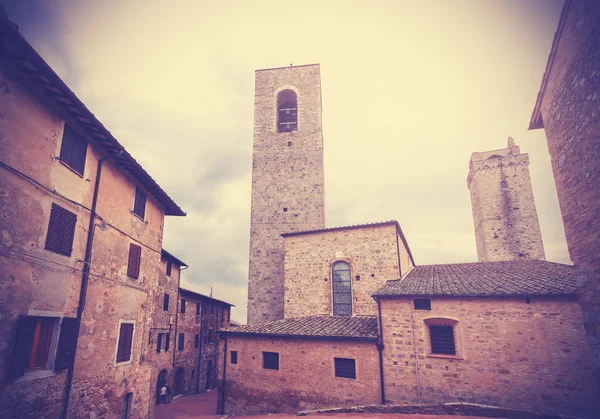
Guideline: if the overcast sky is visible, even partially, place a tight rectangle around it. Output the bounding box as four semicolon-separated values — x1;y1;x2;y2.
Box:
5;0;567;323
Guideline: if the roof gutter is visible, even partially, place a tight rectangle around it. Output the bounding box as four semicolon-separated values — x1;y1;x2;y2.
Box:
220;331;377;342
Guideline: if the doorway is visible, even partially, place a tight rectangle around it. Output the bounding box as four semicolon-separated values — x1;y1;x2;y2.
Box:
174;367;184;396
156;369;168;405
206;360;213;389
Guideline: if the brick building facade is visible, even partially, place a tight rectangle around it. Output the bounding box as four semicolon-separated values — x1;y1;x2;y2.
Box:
528;0;600;377
467;138;545;262
248;64;326;324
0;11;186;419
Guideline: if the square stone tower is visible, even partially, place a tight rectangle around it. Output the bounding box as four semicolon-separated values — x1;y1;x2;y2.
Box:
467;137;545;262
248;64;326;324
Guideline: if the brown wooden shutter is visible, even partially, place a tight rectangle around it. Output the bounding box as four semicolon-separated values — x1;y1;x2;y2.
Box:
45;204;64;253
59;210;77;256
71;138;87;175
59;126;75;167
54;317;79;371
127;244;141;279
165;333;170;351
11;315;37;378
116;323;134;363
60;125;87;176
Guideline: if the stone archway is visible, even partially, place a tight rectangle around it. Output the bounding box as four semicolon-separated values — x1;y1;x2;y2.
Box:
174;367;184;396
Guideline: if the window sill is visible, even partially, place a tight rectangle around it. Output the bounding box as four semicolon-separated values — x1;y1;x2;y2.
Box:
14;369;56;383
426;354;463;360
130;211;145;222
59;160;84;178
114;358;133;367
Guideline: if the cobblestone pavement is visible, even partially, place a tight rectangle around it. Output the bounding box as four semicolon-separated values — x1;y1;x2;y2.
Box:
154;392;490;419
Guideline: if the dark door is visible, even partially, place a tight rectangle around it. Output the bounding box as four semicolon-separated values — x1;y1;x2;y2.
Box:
206;360;213;389
174;367;184;396
156;369;168;405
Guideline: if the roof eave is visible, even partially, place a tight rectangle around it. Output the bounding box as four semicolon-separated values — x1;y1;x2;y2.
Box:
373;292;577;299
221;331;377;341
178;288;235;307
161;249;188;268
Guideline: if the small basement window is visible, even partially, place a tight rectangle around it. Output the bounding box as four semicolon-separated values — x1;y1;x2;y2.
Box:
262;351;279;370
334;357;356;379
414;299;431;310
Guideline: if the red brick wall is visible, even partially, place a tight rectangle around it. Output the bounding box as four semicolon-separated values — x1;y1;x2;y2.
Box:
284;224;403;318
380;296;598;417
222;336;380;415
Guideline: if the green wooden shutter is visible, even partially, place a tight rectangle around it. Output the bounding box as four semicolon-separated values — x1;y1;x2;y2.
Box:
54;317;79;371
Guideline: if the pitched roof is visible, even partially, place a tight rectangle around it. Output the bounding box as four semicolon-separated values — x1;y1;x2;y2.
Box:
161;249;187;267
374;260;577;297
224;315;378;341
178;288;235;307
0;8;185;216
281;220;416;266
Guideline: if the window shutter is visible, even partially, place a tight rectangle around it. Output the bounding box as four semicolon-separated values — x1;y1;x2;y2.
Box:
71;138;87;175
430;325;456;355
59;210;77;257
133;188;146;219
11;315;37;378
127;244;141;279
156;333;163;353
334;357;356;379
163;294;169;311
262;352;279;370
45;204;64;253
117;323;134;363
166;260;172;276
59;126;75;167
60;125;87;176
54;317;79;371
165;333;170;351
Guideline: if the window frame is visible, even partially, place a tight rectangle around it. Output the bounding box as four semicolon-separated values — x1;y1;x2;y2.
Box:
166;260;172;277
178;333;184;351
114;320;135;366
331;261;352;316
423;317;463;360
230;350;238;365
276;89;298;133
262;351;279;370
194;334;199;348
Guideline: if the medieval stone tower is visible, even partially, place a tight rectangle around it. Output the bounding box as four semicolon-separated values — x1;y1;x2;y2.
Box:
247;64;326;324
467;137;545;262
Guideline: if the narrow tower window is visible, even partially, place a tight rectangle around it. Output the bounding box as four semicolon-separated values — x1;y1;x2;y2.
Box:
277;90;298;133
332;262;352;316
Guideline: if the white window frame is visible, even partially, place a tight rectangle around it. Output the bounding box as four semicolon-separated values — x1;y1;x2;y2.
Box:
114;319;136;366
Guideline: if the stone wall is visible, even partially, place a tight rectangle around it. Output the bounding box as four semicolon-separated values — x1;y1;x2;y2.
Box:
248;64;326;324
533;0;600;378
222;336;380;415
467;146;545;262
283;224;401;318
380;296;598;417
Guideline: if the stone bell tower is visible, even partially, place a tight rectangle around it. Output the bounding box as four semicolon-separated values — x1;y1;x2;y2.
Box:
247;64;325;324
467;137;545;262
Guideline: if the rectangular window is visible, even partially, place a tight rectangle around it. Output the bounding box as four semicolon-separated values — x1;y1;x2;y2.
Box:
165;333;170;352
133;187;146;220
181;299;186;313
163;294;169;311
414;299;431;310
127;243;141;279
430;325;456;355
262;351;279;370
45;203;77;257
196;302;200;315
191;369;195;379
116;322;134;364
27;317;53;370
166;260;172;276
156;333;164;353
178;333;184;351
194;334;199;348
59;124;87;176
230;351;238;365
334;357;356;379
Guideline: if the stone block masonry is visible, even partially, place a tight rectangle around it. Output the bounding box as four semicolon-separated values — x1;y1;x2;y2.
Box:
248;64;325;324
467;140;545;262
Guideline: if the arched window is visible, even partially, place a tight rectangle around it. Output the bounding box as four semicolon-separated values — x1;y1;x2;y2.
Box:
277;90;298;132
332;262;352;316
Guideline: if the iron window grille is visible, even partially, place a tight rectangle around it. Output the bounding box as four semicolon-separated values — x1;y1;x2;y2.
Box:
430;324;456;355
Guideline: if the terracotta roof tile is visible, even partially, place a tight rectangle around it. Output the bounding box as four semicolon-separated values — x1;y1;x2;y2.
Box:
224;315;378;340
374;260;577;297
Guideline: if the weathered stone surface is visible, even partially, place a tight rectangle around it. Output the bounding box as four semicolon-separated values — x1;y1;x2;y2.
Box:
248;64;326;324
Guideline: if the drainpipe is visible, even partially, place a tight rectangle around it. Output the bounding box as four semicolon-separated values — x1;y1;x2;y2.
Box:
376;298;386;405
217;335;228;415
60;155;108;419
409;302;422;404
195;297;204;394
